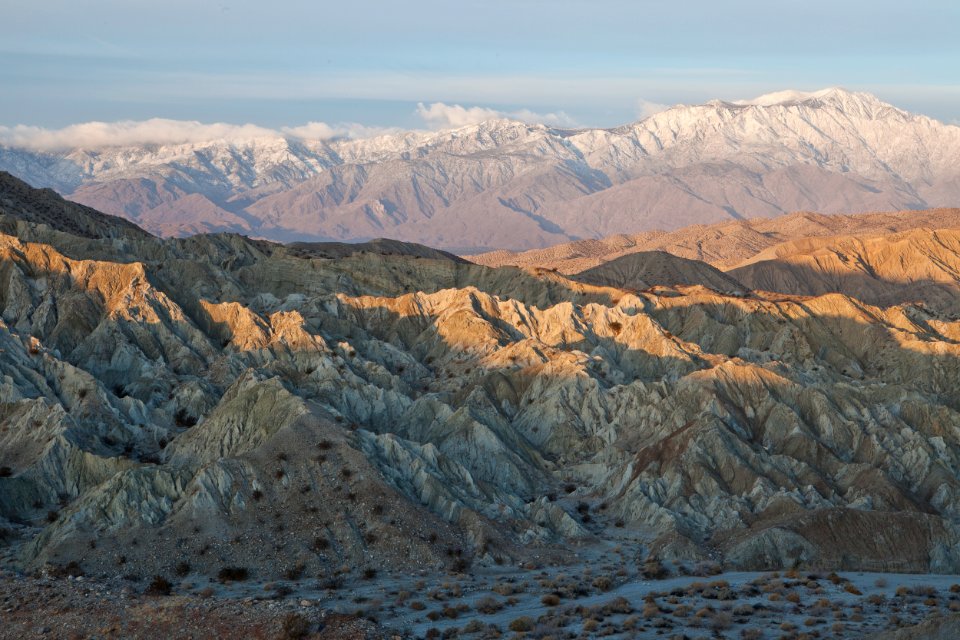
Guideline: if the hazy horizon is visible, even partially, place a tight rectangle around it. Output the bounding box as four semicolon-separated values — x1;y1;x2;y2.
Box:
2;0;958;131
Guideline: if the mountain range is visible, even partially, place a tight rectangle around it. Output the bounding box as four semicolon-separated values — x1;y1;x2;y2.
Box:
2;88;959;251
4;170;960;592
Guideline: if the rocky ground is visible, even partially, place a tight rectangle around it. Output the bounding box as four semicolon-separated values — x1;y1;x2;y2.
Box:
4;555;960;639
0;569;389;640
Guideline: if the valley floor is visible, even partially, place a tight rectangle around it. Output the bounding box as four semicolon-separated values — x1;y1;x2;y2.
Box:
6;539;960;639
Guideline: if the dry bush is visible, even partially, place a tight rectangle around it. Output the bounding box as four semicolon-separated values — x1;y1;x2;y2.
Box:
217;566;249;582
604;596;632;615
461;620;484;633
508;617;534;632
843;584;862;596
709;611;733;631
474;596;503;614
541;594;561;606
492;581;523;596
145;575;172;596
409;601;426;611
281;613;310;639
592;576;613;592
641;558;669;580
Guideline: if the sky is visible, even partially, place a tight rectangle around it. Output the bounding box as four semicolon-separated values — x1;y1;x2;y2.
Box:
1;0;959;140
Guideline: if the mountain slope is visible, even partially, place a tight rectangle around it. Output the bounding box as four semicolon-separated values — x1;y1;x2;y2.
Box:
0;171;151;241
729;228;960;314
573;251;745;292
2;89;959;250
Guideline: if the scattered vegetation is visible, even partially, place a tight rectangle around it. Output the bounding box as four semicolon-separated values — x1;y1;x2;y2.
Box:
217;566;250;583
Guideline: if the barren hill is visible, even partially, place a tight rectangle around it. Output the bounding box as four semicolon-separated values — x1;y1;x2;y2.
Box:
572;251;745;293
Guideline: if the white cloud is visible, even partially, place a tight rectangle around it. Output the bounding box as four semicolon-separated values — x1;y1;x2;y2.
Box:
280;121;399;141
636;99;670;120
415;102;578;130
0;118;390;151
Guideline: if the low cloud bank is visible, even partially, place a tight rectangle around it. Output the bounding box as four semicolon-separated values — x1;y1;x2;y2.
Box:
1;104;581;151
415;102;578;130
0;118;393;151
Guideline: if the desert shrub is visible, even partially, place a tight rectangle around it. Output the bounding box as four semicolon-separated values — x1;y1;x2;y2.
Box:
608;321;622;335
541;593;561;606
710;611;733;630
592;576;613;592
312;536;330;551
145;575;172;596
285;564;305;580
45;510;59;523
475;596;504;614
843;584;863;596
217;566;249;582
642;600;660;618
281;613;310;639
605;596;632;615
362;567;377;580
492;581;523;596
409;601;426;611
642;558;669;580
0;466;12;477
174;561;191;577
508;617;534;632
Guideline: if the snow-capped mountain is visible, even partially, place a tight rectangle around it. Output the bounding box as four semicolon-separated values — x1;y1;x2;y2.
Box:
2;88;958;251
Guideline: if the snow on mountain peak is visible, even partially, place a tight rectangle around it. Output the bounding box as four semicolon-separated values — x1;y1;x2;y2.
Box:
730;87;898;113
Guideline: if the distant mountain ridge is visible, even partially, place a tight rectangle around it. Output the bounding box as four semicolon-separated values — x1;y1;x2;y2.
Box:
2;88;959;250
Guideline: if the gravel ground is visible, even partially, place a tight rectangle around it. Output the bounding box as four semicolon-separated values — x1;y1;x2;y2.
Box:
0;569;393;640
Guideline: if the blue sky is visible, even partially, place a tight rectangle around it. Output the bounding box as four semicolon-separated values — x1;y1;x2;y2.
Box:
2;0;959;132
